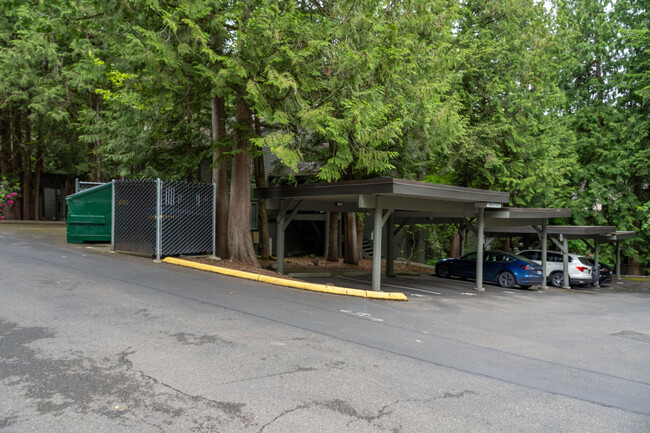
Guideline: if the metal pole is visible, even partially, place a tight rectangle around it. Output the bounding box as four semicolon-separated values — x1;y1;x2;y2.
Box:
616;240;621;280
475;207;485;292
541;221;548;290
562;235;570;289
156;179;162;262
111;180;115;252
212;183;216;258
372;200;383;291
593;236;600;287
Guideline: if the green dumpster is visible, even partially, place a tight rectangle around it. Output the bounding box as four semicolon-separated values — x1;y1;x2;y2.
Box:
66;183;112;243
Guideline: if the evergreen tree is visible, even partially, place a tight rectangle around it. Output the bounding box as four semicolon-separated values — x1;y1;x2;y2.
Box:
450;0;575;207
558;0;649;273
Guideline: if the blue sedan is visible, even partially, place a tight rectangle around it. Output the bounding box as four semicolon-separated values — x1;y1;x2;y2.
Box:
435;251;544;289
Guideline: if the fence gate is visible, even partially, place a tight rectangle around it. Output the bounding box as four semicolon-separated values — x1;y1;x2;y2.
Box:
112;179;215;259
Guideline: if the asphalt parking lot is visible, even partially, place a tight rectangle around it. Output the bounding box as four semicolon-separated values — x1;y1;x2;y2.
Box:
2;222;650;432
297;270;647;301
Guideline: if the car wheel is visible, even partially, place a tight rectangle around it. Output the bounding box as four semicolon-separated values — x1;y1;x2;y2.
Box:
497;271;516;288
437;263;451;278
550;272;564;287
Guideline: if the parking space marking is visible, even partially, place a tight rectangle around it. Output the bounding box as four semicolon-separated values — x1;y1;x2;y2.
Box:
338;276;442;296
340;309;384;322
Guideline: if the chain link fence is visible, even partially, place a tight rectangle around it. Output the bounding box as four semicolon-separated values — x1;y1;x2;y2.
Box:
112;179;215;259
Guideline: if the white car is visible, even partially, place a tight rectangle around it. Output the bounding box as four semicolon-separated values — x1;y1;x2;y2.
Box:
517;250;596;287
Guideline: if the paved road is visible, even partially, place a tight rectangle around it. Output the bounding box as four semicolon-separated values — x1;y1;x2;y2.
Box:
1;224;649;432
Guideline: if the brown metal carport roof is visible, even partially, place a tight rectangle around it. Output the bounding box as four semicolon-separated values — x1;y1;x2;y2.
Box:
483;225;616;238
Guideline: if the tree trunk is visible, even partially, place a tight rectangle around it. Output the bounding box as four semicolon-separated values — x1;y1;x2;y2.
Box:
10;110;23;219
343;212;358;265
91;96;102;182
326;212;339;262
356;214;365;260
211;96;229;259
450;232;461;258
33;127;43;220
253;119;270;257
22;114;32;220
227;95;259;267
628;256;641;276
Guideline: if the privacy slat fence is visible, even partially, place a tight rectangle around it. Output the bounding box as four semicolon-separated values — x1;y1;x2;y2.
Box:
112;179;215;260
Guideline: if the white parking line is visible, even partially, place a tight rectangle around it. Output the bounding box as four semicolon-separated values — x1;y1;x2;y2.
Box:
338;276;442;296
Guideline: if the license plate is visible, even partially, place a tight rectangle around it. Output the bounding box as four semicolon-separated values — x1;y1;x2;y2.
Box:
536;271;542;275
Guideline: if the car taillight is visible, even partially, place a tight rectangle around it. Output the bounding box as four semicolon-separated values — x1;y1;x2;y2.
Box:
520;265;536;271
576;266;589;273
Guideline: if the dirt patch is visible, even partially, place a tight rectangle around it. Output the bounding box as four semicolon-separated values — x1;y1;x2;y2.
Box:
180;255;435;279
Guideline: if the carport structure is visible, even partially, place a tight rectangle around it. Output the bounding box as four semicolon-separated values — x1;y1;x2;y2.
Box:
255;178;571;292
483;226;636;288
602;231;637;279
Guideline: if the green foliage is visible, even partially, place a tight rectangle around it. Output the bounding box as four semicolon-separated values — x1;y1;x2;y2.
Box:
0;0;647;268
639;202;650;232
449;0;575;207
0;177;19;220
425;224;459;264
558;0;649;267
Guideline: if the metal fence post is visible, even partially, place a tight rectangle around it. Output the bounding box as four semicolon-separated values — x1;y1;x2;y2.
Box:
212;182;217;258
156;178;162;261
111;180;116;252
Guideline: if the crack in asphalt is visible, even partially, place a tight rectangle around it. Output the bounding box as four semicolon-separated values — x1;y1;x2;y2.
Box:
117;347;252;426
258;403;311;432
258;398;397;432
214;365;317;387
0;320;253;431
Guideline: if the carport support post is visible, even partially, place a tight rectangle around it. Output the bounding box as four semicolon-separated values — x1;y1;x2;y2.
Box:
372;200;383;291
561;235;570;289
541;221;548;290
594;236;600;287
475;207;485;292
615;240;621;280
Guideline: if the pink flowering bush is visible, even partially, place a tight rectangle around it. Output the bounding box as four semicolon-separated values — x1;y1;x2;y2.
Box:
0;177;20;220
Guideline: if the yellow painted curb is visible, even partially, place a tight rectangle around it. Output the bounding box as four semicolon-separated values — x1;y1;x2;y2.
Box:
162;257;407;301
